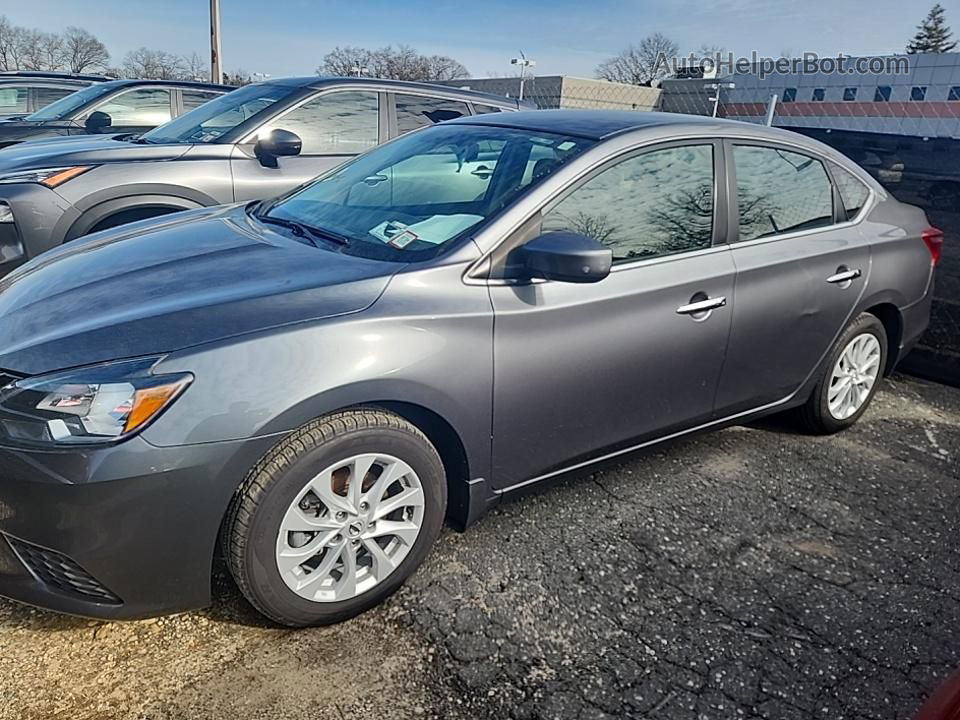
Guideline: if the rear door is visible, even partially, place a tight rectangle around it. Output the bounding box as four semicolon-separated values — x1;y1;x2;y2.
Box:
714;140;870;414
230;89;386;202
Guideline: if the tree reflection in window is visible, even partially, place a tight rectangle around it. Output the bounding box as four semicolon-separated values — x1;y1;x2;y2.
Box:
542;145;714;263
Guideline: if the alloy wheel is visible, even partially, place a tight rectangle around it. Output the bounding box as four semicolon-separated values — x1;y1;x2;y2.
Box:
827;332;882;421
275;453;425;602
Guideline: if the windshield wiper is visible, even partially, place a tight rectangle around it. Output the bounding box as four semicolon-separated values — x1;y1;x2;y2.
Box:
253;212;350;247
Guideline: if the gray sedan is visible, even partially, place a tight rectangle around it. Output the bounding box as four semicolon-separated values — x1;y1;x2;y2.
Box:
0;111;939;626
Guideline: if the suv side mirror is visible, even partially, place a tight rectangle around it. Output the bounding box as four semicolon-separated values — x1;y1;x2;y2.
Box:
85;111;112;133
254;129;302;168
515;231;612;284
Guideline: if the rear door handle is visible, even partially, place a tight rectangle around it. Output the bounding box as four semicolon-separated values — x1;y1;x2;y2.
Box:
676;296;727;315
826;269;862;284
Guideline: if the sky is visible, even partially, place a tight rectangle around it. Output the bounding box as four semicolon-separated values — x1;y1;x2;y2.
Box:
4;0;959;78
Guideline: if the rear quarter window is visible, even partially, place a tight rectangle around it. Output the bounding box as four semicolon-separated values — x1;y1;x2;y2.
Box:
832;166;871;220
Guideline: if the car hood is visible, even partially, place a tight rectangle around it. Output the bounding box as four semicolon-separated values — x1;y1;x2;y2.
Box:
0;134;190;171
0;205;402;375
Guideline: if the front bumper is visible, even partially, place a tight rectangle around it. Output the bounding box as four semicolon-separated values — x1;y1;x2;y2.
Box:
0;183;79;278
0;433;280;620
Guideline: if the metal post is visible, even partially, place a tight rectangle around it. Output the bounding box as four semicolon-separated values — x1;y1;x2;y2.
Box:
210;0;222;84
765;93;778;126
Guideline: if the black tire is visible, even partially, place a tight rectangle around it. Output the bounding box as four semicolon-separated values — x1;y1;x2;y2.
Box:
224;409;446;627
799;312;887;435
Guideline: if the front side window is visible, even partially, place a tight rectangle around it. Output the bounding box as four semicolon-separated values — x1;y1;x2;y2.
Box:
0;87;28;114
92;88;171;127
734;145;834;241
259;124;591;261
140;83;289;144
395;94;469;135
542;144;715;263
832;165;870;220
266;91;379;155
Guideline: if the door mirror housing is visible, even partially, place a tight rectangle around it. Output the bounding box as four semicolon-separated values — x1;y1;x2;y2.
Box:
84;111;112;133
516;231;612;284
254;129;302;168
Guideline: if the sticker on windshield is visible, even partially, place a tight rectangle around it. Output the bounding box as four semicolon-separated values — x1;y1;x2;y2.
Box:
369;215;483;248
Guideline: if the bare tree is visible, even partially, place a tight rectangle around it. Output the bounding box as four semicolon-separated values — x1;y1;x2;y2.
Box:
63;26;110;73
318;44;469;81
17;30;66;71
184;51;209;81
121;47;187;80
595;32;678;85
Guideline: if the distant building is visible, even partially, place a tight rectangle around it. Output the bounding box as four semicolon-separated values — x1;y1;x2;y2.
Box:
437;75;661;112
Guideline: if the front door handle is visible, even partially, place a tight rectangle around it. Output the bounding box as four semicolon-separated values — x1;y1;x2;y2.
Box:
676;296;727;315
826;269;862;284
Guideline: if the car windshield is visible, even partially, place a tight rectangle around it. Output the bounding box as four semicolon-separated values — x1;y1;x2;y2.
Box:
258;123;593;261
26;82;116;120
139;83;289;144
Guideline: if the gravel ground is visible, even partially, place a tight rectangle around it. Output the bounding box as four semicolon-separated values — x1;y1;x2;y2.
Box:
1;374;958;720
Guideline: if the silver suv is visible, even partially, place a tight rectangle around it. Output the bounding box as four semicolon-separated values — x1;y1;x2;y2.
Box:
0;77;525;278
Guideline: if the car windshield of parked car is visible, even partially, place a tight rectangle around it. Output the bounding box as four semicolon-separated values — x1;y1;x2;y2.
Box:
139;83;289;144
258;123;593;261
26;82;116;121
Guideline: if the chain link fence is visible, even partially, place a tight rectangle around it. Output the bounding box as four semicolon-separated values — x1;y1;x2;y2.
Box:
450;61;958;385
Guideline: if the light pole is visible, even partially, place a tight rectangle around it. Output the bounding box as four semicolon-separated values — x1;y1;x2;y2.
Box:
210;0;222;84
510;52;536;101
707;81;735;118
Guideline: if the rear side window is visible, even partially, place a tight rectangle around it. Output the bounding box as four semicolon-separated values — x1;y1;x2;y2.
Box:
270;91;379;155
734;145;834;241
473;104;503;114
0;87;28;114
34;87;74;110
832;165;871;220
182;90;223;112
542;144;715;263
395;94;469;135
93;88;172;127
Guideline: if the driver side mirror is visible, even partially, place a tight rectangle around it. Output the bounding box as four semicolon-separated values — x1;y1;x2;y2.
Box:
254;128;302;168
85;111;112;133
515;231;612;284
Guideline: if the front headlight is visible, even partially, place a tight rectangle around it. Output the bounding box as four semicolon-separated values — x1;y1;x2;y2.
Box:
0;358;191;446
0;166;94;188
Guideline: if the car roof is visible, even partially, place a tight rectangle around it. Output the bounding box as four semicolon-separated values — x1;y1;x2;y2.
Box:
0;70;111;82
446;109;808;141
91;78;233;92
259;76;519;107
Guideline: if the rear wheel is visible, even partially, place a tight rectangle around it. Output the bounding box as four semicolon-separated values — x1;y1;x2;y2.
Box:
224;409;446;627
799;313;887;434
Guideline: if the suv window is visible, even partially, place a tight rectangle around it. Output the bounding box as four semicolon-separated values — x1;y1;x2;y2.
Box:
542;144;715;263
0;87;28;114
395;94;469;135
473;104;503;114
734;145;834;241
268;91;379;155
832;165;870;220
93;88;172;127
182;89;223;112
34;87;74;110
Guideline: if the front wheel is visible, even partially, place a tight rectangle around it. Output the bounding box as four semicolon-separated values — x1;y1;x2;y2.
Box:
224;409;447;626
799;313;887;434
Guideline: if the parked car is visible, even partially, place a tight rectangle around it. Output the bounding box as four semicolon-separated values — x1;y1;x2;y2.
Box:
0;78;229;149
0;111;939;626
0;71;110;119
0;77;525;278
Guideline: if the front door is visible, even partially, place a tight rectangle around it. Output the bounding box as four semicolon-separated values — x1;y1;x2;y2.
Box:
714;142;871;414
231;90;385;202
490;142;736;487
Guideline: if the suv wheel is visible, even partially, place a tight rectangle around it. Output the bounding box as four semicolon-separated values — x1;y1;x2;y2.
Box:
224;409;446;626
799;313;887;434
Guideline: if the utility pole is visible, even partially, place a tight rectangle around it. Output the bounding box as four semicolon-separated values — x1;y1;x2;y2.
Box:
210;0;223;84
